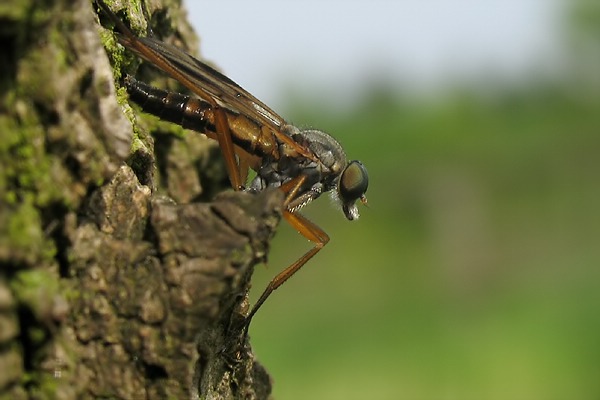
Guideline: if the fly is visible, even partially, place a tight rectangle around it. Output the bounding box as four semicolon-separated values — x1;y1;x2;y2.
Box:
96;1;369;329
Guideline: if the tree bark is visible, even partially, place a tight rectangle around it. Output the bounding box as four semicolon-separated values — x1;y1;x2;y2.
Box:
0;0;278;398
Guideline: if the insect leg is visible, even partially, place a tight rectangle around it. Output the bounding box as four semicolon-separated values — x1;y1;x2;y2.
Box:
245;211;329;325
212;106;244;190
245;176;330;326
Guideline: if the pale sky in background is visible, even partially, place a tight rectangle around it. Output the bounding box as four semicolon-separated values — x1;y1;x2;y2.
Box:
186;0;566;108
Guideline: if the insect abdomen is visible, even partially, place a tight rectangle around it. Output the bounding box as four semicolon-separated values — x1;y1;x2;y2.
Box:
125;76;278;159
124;76;211;132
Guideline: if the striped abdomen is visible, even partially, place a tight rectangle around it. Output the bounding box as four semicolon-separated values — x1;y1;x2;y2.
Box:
124;76;279;161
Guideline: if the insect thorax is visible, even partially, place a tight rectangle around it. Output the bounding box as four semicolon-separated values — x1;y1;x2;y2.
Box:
248;127;348;210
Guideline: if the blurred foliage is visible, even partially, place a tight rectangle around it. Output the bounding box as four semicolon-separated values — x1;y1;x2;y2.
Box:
570;0;600;39
567;0;600;92
246;4;600;400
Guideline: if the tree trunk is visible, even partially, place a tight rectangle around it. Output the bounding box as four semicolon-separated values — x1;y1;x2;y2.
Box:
0;0;278;398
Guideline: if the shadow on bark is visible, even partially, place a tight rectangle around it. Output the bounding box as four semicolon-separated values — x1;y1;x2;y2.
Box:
0;0;279;398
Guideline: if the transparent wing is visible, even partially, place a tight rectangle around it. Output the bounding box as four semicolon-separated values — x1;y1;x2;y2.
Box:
98;0;314;160
119;34;286;130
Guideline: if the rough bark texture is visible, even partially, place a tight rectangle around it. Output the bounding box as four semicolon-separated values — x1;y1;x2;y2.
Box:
0;0;279;398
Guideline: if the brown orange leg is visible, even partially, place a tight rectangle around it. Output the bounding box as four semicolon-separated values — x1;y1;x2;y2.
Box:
245;210;329;326
279;174;306;204
212;106;244;190
245;176;330;328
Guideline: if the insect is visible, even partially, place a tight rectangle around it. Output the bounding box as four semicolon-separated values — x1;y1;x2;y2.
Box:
96;1;368;328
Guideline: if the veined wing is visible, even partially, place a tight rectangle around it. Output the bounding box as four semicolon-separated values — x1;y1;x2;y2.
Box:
98;0;315;161
117;34;286;131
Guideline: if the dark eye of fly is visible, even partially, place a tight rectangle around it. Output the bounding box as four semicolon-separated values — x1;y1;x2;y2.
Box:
339;160;368;201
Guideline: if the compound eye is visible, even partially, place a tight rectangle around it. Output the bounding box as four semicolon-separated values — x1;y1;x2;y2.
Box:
339;160;368;202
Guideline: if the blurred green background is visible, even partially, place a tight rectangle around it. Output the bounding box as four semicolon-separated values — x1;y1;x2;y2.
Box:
242;2;600;399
